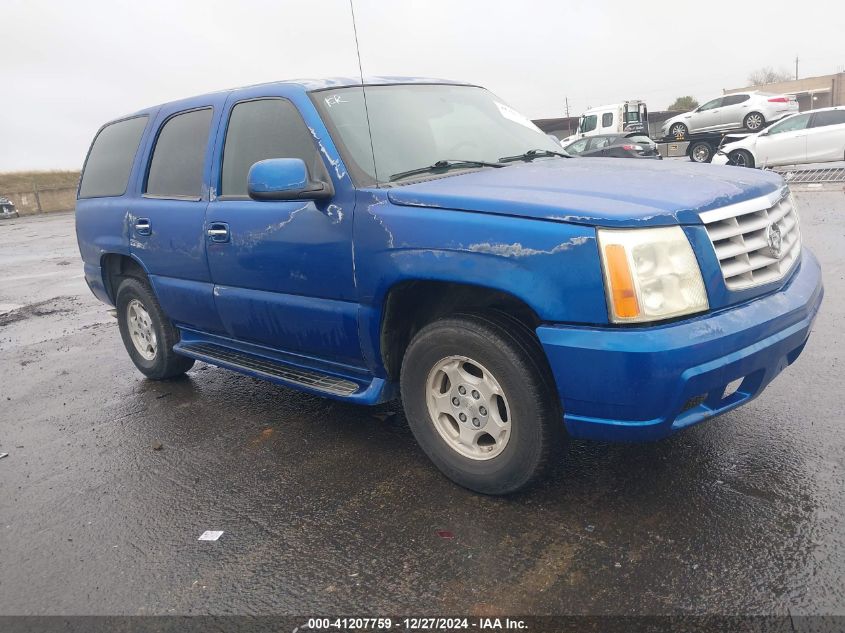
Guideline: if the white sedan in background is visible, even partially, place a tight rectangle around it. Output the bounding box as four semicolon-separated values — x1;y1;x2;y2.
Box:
712;106;845;168
661;91;798;138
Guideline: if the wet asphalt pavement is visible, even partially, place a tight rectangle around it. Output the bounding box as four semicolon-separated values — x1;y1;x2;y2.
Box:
1;190;844;618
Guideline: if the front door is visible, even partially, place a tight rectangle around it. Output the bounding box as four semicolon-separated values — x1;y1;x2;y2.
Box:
756;113;810;167
204;94;363;366
692;97;723;132
129;101;226;334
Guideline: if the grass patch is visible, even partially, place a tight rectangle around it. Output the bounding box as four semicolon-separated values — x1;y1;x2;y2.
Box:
0;170;81;194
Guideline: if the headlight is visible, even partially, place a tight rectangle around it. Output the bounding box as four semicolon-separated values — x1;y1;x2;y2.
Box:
598;226;709;323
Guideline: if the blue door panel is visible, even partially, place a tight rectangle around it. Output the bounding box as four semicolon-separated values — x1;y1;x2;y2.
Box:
212;285;363;366
203;85;362;363
148;274;223;333
205;200;355;299
129;198;226;334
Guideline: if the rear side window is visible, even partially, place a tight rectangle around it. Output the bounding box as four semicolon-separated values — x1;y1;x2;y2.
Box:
811;110;845;127
722;94;750;106
220;99;325;196
146;108;213;199
602;112;613;127
79;116;148;199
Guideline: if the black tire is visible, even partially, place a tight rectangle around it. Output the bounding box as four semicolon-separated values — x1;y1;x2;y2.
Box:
669;122;688;140
115;277;194;379
400;313;563;495
728;149;755;168
743;111;765;131
689;141;713;163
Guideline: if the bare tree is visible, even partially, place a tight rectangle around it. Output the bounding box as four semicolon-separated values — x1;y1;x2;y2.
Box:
747;67;793;86
667;96;699;111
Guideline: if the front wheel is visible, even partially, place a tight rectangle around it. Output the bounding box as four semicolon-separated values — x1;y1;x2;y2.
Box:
669;122;688;139
116;277;195;379
400;313;562;495
728;149;756;168
743;112;765;131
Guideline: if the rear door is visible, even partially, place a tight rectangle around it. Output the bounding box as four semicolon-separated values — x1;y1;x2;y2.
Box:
129;99;227;334
755;113;811;166
805;109;845;163
204;90;362;365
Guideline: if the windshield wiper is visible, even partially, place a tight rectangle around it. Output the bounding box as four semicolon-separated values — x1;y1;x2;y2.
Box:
498;149;570;163
389;159;504;182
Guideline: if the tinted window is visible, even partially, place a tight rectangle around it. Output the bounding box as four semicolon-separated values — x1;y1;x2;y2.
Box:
811;110;845;128
221;99;326;196
79;116;147;198
602;112;613;127
580;115;597;133
698;98;722;111
146;108;213;198
722;94;750;106
565;139;589;154
589;136;616;150
768;113;810;135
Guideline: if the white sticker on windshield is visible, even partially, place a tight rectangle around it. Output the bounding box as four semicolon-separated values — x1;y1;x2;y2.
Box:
494;101;542;132
324;94;347;108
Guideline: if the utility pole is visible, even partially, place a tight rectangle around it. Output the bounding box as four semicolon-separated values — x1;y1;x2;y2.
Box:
795;55;799;80
565;97;571;135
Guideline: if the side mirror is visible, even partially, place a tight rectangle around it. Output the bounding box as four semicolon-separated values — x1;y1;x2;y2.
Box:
247;158;333;201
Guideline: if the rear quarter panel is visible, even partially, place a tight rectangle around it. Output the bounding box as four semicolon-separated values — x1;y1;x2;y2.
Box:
74;110;160;304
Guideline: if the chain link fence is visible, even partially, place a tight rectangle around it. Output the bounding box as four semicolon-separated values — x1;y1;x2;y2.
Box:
766;166;845;184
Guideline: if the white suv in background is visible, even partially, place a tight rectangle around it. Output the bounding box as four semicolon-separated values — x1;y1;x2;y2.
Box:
661;92;798;138
712;106;845;168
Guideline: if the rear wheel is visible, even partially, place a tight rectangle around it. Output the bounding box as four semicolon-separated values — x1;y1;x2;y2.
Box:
689;141;713;163
743;112;765;131
116;277;194;379
400;313;562;495
728;149;755;168
669;122;688;139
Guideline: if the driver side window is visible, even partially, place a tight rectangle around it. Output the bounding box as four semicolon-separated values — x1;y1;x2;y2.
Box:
767;113;811;135
566;139;589;154
698;98;722;111
580;115;597;133
221;98;326;197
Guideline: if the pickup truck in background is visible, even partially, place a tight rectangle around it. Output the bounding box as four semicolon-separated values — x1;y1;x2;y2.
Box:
75;78;823;494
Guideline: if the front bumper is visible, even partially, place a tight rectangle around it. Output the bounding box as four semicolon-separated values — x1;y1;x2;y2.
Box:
711;152;730;166
537;250;823;442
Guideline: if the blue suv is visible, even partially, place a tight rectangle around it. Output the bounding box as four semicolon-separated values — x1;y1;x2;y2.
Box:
75;78;823;494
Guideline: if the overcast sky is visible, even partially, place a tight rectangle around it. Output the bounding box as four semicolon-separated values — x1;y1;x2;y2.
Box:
1;0;843;172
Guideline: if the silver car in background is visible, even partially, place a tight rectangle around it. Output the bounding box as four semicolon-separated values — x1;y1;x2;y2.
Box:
662;92;799;139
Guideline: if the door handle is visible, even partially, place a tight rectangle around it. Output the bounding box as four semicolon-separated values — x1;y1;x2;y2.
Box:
135;218;152;236
207;222;230;243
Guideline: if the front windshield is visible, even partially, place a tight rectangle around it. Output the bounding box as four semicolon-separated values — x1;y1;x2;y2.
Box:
313;84;563;185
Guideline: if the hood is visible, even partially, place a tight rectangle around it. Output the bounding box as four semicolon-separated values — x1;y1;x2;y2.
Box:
662;112;692;129
386;158;784;228
720;133;759;153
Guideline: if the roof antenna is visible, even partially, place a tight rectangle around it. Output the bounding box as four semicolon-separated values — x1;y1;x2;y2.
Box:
349;0;379;185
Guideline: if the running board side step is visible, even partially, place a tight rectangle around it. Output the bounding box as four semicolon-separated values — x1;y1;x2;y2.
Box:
176;341;361;397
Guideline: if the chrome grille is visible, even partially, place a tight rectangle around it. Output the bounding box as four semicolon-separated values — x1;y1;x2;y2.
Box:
699;188;801;291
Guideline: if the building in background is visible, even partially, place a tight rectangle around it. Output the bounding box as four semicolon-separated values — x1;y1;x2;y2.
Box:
724;72;845;111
